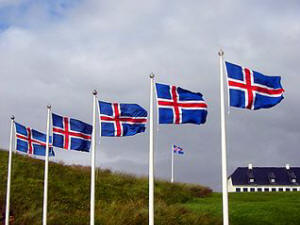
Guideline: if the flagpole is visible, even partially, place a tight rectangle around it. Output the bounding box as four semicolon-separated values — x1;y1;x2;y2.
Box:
171;145;174;183
149;73;155;225
5;115;15;225
43;105;51;225
90;90;97;225
219;50;229;225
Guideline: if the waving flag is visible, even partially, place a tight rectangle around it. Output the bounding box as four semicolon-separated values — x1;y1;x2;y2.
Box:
99;101;147;137
225;61;284;110
173;145;184;155
52;113;92;152
15;122;54;156
156;83;207;124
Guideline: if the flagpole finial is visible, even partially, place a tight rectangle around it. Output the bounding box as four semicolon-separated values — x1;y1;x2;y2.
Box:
92;89;98;95
10;115;15;120
218;49;224;56
47;105;51;109
149;73;155;79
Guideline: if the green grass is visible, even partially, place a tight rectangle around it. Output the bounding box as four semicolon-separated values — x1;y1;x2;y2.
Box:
0;150;213;225
1;149;300;225
186;192;300;225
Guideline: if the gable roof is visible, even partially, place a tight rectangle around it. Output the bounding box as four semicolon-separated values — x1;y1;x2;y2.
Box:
230;167;300;186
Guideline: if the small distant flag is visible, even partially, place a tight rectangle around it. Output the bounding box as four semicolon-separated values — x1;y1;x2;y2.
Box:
173;145;184;155
225;61;285;110
99;101;147;137
52;113;92;152
15;122;54;156
155;83;207;124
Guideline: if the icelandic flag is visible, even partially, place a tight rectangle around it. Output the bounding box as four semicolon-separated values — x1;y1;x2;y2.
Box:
173;145;184;155
15;122;55;156
156;83;208;124
225;61;285;110
99;101;147;137
52;113;92;152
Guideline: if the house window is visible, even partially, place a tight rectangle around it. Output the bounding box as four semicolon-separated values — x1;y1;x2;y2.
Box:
286;188;290;192
264;188;269;192
248;170;255;184
270;178;275;183
271;188;276;192
250;188;255;192
243;188;248;192
268;172;276;184
288;170;297;184
257;188;262;192
292;188;298;191
236;188;241;192
279;188;283;192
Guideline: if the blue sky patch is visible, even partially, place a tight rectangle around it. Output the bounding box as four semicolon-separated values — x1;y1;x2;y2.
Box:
0;0;81;30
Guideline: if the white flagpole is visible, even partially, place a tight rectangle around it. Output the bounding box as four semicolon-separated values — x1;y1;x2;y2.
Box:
5;115;15;225
171;145;174;183
43;105;51;225
219;50;229;225
90;90;97;225
149;73;155;225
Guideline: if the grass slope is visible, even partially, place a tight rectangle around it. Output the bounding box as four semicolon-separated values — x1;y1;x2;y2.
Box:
1;150;300;225
0;150;212;225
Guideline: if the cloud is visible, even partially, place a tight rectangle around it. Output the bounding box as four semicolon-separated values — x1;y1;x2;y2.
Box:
0;0;300;191
0;0;24;7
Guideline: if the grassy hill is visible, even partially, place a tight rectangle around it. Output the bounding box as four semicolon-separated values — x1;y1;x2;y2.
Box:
0;150;213;225
1;150;300;225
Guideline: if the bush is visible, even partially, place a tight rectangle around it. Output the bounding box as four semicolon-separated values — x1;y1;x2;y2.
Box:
188;185;212;198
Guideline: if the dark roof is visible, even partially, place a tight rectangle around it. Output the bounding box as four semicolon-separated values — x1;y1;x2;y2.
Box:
230;167;300;186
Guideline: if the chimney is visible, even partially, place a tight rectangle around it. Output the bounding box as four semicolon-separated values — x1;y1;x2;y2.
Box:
248;163;253;170
286;164;290;170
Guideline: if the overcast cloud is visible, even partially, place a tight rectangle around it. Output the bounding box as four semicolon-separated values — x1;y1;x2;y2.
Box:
0;0;300;191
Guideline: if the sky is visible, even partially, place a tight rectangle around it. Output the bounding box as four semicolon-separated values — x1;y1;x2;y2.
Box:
0;0;300;191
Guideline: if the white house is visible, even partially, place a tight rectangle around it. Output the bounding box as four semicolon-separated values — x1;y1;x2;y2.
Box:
228;164;300;192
